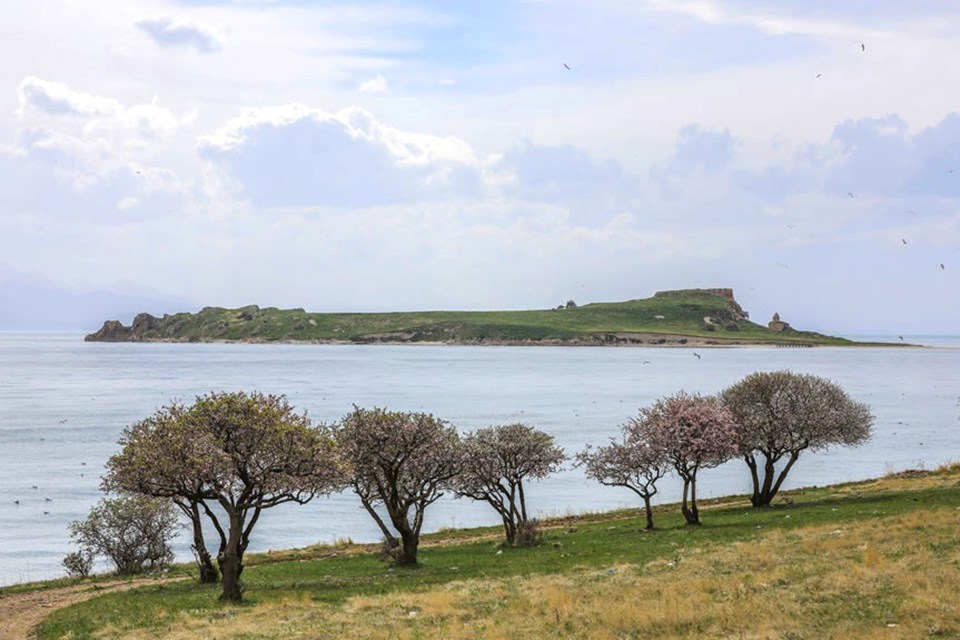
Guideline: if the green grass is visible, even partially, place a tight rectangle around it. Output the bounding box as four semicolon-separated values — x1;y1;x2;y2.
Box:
34;467;960;639
87;289;873;346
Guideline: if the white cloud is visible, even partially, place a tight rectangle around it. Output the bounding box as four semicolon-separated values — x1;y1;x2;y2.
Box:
357;74;391;95
17;76;120;117
643;0;893;40
135;16;224;53
198;104;484;207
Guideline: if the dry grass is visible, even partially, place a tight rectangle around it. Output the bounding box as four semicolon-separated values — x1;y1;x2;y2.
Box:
108;504;960;640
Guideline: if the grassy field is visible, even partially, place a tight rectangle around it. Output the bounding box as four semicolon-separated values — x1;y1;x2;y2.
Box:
31;465;960;639
86;289;867;345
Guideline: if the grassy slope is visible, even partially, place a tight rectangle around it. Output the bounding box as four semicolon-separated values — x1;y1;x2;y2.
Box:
34;466;960;639
108;291;858;345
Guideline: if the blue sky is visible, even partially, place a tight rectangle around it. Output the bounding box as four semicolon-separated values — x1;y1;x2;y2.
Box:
0;0;959;333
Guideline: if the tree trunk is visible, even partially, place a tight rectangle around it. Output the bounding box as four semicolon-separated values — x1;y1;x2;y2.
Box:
744;455;763;507
681;476;700;525
396;527;419;565
642;495;654;530
218;512;245;602
502;514;516;546
188;502;218;583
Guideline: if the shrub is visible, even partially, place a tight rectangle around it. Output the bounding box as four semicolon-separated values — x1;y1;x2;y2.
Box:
62;549;94;578
68;495;179;575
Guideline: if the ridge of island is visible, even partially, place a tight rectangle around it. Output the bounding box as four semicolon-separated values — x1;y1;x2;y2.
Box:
83;288;890;347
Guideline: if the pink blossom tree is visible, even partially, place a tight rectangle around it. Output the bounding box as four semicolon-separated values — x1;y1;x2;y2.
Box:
336;407;461;565
634;392;738;525
721;371;873;507
454;423;565;546
106;392;347;602
577;429;667;530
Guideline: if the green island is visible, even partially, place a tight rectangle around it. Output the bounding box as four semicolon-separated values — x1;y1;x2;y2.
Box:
84;288;886;346
8;465;959;639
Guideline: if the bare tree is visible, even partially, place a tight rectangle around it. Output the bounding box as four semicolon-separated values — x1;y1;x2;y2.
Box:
721;371;873;507
106;391;347;602
336;407;461;565
634;392;738;525
455;424;565;546
68;494;179;575
578;430;667;530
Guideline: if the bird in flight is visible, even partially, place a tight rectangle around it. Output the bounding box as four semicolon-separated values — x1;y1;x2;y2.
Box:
847;192;857;198
776;262;789;269
902;238;908;245
861;43;866;52
563;63;570;70
898;336;904;341
693;352;701;360
941;263;946;270
816;73;822;79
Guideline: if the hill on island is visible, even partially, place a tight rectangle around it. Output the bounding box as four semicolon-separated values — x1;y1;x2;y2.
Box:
84;288;859;346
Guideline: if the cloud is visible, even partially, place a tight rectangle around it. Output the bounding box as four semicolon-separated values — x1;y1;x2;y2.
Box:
655;125;736;177
495;143;638;225
827;113;960;198
17;76;120;117
357;74;391;94
644;0;893;40
198;105;484;208
135;16;224;53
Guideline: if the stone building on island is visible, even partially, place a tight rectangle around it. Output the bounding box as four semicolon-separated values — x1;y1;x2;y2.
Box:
768;312;791;333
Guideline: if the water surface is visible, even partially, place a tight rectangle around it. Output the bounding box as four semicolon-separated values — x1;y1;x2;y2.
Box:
0;333;956;585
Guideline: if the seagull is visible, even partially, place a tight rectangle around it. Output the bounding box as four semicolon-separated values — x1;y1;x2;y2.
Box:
31;485;38;490
940;263;946;270
898;336;904;341
45;497;52;502
14;500;19;505
816;73;822;79
847;192;857;198
902;238;908;245
563;63;570;70
58;419;68;424
861;43;866;52
43;511;50;516
776;262;789;269
693;352;701;360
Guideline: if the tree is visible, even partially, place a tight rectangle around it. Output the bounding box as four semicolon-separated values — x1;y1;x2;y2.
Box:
103;402;219;583
565;300;577;309
721;371;873;507
634;392;738;525
336;407;461;565
106;391;347;602
455;424;565;546
68;495;179;575
578;429;667;530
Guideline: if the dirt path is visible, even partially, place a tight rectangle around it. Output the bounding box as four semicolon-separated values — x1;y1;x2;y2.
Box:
0;577;179;640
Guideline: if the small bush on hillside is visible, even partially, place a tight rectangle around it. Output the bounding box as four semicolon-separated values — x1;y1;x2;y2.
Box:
62;549;94;578
68;494;179;575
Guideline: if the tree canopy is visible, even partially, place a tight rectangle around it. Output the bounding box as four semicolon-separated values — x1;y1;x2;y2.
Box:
336;407;461;565
455;423;565;545
105;391;347;601
721;371;873;506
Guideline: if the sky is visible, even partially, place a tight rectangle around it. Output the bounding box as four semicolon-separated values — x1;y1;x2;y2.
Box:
1;0;959;333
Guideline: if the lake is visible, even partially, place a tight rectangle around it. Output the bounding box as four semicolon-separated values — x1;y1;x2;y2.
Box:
0;332;957;585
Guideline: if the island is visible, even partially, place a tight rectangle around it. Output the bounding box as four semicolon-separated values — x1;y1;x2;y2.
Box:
84;288;879;347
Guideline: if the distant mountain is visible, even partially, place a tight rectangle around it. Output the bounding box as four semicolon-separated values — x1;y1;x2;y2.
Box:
0;265;191;330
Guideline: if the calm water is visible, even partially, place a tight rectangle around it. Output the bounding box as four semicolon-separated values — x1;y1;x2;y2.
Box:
0;333;957;585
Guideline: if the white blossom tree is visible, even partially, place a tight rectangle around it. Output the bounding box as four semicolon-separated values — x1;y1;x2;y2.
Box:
336;407;461;565
635;392;739;525
721;371;873;507
578;429;667;530
455;424;565;545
